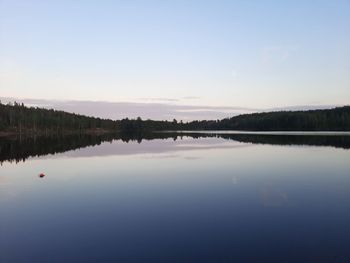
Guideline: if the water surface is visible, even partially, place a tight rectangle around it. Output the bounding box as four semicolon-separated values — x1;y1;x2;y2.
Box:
1;133;350;262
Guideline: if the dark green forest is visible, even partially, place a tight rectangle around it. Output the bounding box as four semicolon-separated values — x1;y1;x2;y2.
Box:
180;106;350;131
118;106;350;131
1;101;350;135
0;101;117;135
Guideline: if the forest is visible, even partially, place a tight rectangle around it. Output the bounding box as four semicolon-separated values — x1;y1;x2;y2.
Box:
118;106;350;131
180;106;350;131
1;101;350;136
0;101;117;136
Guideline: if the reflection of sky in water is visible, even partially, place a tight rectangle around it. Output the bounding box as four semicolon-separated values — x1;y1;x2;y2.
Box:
20;137;251;160
1;137;350;262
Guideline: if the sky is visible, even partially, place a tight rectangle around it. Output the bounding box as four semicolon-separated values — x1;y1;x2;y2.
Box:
1;0;350;120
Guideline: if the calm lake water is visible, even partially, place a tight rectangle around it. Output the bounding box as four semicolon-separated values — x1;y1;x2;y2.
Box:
1;132;350;263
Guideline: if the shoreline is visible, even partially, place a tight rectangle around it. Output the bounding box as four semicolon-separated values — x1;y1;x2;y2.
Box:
161;130;350;136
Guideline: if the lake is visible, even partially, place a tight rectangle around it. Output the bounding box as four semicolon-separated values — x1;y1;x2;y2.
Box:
1;132;350;263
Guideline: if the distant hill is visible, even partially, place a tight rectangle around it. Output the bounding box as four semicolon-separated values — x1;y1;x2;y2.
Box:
0;101;118;136
118;106;350;131
180;106;350;131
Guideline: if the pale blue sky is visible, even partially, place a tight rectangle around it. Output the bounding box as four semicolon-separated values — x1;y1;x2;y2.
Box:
1;0;349;111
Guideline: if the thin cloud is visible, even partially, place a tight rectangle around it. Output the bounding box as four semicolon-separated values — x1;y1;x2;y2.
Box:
137;97;179;102
0;97;339;121
269;105;339;112
261;45;298;64
0;97;259;120
182;96;200;100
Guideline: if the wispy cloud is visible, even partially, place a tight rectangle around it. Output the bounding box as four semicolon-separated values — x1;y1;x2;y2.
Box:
0;97;259;120
137;96;201;102
0;97;339;121
269;105;338;111
182;96;201;100
136;97;179;102
261;45;298;64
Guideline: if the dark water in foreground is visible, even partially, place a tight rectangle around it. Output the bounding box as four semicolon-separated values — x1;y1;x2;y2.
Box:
1;132;350;263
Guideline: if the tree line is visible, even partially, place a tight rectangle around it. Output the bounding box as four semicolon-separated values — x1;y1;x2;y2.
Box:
0;101;117;135
1;101;350;135
117;106;350;131
180;106;350;131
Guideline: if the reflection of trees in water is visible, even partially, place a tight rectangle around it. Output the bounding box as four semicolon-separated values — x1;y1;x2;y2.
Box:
217;134;350;149
1;132;349;164
0;133;116;164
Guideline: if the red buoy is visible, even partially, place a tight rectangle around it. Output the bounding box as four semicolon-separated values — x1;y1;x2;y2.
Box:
39;173;45;178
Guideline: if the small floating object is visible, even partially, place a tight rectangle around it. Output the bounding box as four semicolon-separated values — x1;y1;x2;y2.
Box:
39;173;45;178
